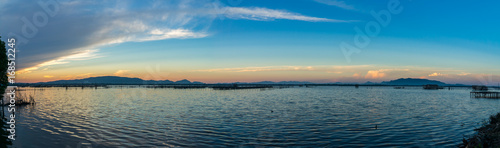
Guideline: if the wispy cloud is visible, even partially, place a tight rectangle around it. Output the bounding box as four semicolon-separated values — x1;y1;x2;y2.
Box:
314;0;355;10
195;65;371;73
18;49;101;74
142;29;208;41
196;66;312;72
223;7;349;22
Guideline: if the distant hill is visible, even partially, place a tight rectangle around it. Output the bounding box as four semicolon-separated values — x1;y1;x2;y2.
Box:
39;76;203;85
363;81;377;85
33;76;314;85
381;78;446;86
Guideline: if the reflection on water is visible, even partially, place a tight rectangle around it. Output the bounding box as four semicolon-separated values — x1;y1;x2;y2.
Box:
6;86;500;147
0;114;13;147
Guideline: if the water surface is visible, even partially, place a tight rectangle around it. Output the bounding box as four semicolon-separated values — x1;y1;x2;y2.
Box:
7;86;500;147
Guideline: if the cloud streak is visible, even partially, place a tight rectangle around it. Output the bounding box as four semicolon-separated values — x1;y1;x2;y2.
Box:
223;7;348;22
18;49;101;74
195;65;371;73
314;0;355;10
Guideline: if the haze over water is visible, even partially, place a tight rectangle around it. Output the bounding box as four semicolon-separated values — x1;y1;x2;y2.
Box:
8;86;500;147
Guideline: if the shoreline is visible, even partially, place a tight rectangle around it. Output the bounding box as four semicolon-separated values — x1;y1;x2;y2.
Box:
460;112;500;148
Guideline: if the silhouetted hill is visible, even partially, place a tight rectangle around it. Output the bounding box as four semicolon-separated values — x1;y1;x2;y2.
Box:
381;78;446;86
363;81;376;85
175;79;192;84
39;76;202;85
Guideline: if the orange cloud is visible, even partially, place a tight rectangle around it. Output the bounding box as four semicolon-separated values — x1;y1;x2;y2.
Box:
365;70;386;79
195;65;372;73
114;70;136;77
352;73;361;78
428;72;446;77
62;73;95;80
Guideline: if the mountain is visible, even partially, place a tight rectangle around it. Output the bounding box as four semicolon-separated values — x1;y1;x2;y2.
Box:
276;81;314;84
381;78;446;86
363;81;377;85
175;79;192;84
39;76;202;85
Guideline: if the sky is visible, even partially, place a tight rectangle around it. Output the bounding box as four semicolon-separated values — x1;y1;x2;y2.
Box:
0;0;499;85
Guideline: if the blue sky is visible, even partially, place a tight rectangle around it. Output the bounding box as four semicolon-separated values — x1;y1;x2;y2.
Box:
0;0;499;84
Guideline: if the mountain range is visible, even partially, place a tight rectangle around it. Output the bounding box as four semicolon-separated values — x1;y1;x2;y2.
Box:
38;76;203;85
381;78;447;86
25;76;463;86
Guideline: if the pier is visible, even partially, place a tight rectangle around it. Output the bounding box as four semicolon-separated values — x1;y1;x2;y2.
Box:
470;91;500;99
212;84;273;90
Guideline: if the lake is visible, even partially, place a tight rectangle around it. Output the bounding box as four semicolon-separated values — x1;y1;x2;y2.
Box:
5;86;500;147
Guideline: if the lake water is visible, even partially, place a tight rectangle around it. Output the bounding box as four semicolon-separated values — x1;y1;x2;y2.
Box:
5;86;500;147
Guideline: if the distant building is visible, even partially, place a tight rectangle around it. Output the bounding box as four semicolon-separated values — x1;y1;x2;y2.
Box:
472;85;488;91
423;84;442;90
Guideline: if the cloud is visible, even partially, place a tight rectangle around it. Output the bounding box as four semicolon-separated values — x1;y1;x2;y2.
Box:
61;73;95;80
18;49;101;74
314;0;355;10
194;65;494;84
196;66;308;72
195;65;371;73
352;73;361;78
424;73;500;85
365;70;386;79
193;65;500;84
223;7;348;22
113;70;136;77
2;0;211;73
141;29;208;42
364;69;411;79
43;75;54;78
428;72;446;77
0;0;349;74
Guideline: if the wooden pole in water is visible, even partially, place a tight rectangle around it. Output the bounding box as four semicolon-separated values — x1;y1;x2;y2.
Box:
1;95;3;118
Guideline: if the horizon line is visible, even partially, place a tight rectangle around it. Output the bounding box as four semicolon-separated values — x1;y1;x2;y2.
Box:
15;75;470;85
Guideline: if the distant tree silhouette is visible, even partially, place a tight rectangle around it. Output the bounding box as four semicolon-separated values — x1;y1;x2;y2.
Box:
0;36;12;147
0;36;8;99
